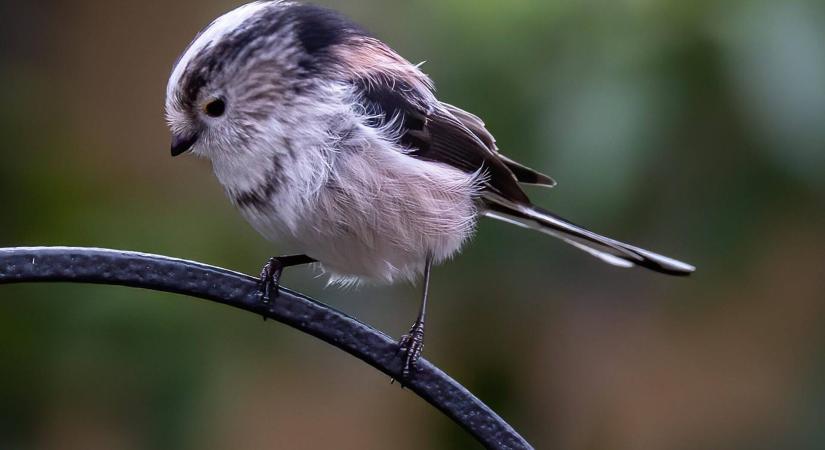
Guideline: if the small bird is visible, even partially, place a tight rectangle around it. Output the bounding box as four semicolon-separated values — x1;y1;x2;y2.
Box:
165;1;694;378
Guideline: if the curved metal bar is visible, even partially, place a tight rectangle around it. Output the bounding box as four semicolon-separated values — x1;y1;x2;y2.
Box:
0;247;532;450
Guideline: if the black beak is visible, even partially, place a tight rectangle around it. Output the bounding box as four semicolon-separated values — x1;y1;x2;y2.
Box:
171;132;199;157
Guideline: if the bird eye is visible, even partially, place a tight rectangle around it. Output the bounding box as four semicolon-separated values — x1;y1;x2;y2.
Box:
204;98;226;117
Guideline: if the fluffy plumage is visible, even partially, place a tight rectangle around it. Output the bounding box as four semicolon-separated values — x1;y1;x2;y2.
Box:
164;0;694;285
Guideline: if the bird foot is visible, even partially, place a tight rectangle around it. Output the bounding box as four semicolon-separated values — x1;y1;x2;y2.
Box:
397;320;425;380
258;257;284;305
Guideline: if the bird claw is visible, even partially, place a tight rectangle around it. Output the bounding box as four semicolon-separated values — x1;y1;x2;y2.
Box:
258;257;284;305
397;320;425;381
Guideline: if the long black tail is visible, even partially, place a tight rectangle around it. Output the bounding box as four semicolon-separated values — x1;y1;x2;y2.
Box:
483;200;695;276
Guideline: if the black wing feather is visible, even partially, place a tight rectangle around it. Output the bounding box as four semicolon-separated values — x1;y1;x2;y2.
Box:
353;77;530;204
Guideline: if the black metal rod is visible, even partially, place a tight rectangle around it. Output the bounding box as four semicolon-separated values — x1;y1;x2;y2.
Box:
0;247;532;450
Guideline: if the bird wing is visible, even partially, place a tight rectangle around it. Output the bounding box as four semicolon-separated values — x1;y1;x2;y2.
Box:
352;76;532;204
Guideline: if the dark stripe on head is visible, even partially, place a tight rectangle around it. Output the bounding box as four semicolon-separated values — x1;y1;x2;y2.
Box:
287;4;370;54
283;4;371;74
180;4;292;109
177;3;370;109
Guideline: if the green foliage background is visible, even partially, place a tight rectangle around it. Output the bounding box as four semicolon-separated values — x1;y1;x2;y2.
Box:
1;0;824;448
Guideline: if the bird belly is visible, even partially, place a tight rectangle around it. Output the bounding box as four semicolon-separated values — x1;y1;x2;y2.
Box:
242;147;482;285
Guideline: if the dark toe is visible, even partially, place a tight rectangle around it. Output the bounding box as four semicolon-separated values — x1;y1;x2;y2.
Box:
398;336;423;380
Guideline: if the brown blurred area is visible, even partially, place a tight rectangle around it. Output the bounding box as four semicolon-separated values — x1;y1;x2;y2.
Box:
1;1;824;449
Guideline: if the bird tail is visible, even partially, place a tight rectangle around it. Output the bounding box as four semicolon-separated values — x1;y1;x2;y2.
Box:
482;200;695;276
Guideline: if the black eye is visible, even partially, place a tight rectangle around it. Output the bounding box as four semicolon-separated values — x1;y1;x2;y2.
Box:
204;98;226;117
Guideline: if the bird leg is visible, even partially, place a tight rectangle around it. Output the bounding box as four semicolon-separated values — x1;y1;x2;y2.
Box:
259;254;315;304
398;254;433;380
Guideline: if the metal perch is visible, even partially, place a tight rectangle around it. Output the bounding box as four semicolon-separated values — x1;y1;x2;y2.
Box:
0;247;532;450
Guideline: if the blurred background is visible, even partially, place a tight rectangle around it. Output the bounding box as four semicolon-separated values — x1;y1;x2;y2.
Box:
1;0;824;448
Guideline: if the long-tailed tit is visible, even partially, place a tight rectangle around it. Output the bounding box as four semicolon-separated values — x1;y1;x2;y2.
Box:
165;1;695;379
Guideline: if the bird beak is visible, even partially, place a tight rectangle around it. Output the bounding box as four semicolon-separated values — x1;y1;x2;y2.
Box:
170;132;199;157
